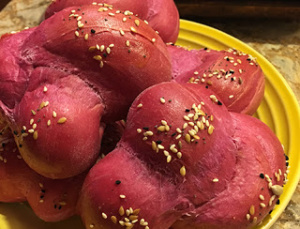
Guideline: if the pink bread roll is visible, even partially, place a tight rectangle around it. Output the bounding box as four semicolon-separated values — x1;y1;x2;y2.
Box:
168;45;265;115
45;0;180;43
78;82;286;229
0;4;172;179
0;118;85;222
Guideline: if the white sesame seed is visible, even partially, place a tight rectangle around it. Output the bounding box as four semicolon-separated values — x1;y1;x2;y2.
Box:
137;128;142;133
180;166;186;176
120;29;125;36
84;34;89;40
212;178;219;182
57;117;67;124
137;103;143;108
102;213;108;219
152;38;156;43
100;61;104;68
120;194;126;199
130;27;137;33
43;86;48;92
160;97;166;104
52;111;57;118
134;19;140;26
75;31;80;37
249;205;255;215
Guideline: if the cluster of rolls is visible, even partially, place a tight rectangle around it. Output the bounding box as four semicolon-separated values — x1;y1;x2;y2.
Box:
0;0;287;229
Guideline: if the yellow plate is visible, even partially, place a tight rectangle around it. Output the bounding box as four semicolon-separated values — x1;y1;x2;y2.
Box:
1;19;300;229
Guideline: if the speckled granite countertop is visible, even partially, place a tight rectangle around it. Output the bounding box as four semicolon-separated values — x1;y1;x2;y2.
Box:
0;0;299;228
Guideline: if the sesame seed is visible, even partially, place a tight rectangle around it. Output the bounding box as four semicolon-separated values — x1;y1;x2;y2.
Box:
259;195;265;201
252;217;257;224
132;208;140;215
249;205;255;215
208;125;214;135
260;203;266;208
30;118;34;125
183;115;190;121
160;97;166;104
152;38;156;43
152;141;157;151
271;185;283;196
144;131;153;136
78;21;84;28
119;220;125;226
125;40;130;47
212;178;219;182
180;166;186;176
157;144;164;150
106;47;111;54
84;34;89;40
137;103;143;108
100;45;105;52
109;44;114;48
31;110;36;115
175;134;182;140
163;150;170;157
33;131;38;140
144;20;149;24
75;31;80;37
32;124;37;129
52;111;57;118
130;27;137;33
119;29;125;36
119;206;125;216
28;129;34;134
177;152;182;159
120;194;126;199
167;155;172;163
57;117;67;124
100;61;104;68
43;86;48;92
157;125;166;132
137;128;142;133
246;214;251;221
229;95;234;99
134;19;140;26
93;55;102;61
142;137;148;141
123;17;127;22
88;46;96;52
89;224;95;228
111;216;117;224
108;12;115;16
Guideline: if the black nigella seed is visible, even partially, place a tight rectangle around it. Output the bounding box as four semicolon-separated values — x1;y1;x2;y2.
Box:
115;180;121;185
259;173;265;179
91;29;96;33
217;101;223;105
276;199;280;205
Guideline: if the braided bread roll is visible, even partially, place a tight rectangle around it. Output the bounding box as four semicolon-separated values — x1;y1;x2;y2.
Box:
0;4;172;179
78;81;286;229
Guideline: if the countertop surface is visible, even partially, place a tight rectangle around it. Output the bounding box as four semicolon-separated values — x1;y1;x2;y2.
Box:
0;0;299;228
